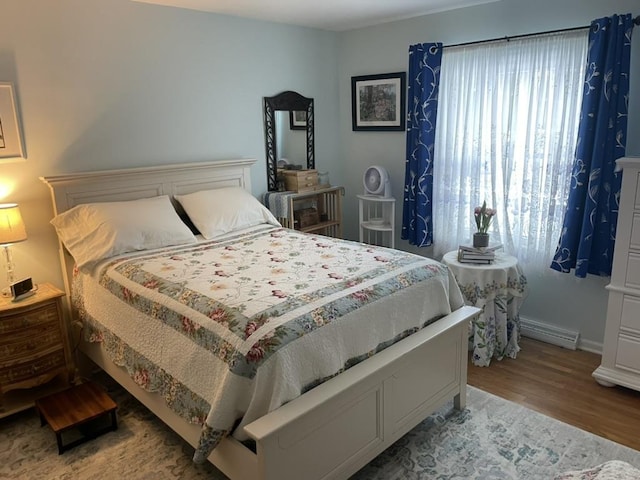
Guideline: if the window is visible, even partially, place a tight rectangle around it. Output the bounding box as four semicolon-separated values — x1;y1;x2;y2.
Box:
433;31;588;274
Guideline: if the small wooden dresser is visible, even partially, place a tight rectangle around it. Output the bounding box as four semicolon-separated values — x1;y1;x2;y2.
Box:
594;157;640;391
0;282;73;418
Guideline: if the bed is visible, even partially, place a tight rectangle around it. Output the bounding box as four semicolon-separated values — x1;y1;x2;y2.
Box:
41;158;480;480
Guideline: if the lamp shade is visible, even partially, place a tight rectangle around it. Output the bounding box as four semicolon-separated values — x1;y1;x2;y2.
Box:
0;203;27;245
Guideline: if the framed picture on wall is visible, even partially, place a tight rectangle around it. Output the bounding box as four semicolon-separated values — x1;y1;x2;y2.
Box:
0;82;25;160
351;72;406;131
289;110;307;130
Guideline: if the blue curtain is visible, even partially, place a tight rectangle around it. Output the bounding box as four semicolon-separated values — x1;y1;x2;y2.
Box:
401;43;442;247
550;14;635;277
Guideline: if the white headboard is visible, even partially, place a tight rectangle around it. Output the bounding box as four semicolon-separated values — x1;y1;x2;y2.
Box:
41;158;256;215
40;158;256;310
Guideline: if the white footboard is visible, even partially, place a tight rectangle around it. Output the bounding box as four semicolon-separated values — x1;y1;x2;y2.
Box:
238;305;476;480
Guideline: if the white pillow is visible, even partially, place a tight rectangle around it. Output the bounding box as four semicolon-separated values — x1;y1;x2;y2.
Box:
50;195;197;270
174;187;281;239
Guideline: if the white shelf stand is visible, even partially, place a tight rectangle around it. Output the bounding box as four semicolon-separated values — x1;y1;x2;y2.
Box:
358;194;396;248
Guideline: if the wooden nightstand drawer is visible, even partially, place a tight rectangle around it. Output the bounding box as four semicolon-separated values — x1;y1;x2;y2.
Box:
0;324;63;363
0;303;60;334
0;349;66;388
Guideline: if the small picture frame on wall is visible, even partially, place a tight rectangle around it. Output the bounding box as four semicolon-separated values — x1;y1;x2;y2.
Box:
351;72;406;131
289;110;307;130
0;82;25;160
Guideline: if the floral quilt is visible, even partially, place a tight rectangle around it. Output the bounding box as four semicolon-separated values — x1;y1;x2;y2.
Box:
73;224;463;463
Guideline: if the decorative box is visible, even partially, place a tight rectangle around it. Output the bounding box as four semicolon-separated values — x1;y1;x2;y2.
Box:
283;169;319;192
294;207;319;228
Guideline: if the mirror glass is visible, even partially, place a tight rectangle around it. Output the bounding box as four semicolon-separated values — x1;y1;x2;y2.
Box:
263;91;314;191
275;111;307;168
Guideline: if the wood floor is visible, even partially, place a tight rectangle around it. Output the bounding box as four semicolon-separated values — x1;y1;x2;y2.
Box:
467;336;640;452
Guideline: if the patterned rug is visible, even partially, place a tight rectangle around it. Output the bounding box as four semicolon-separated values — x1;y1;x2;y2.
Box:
2;376;639;480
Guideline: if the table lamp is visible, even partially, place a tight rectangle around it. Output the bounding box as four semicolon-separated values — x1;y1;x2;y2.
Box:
0;203;27;288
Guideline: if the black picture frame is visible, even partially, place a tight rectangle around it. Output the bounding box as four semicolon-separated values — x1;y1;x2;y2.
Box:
289;110;307;130
351;72;406;131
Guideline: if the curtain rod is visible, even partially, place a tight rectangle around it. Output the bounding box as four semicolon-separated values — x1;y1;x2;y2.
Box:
444;14;640;49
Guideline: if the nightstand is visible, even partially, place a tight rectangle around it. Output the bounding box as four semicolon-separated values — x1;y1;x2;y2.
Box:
0;283;74;418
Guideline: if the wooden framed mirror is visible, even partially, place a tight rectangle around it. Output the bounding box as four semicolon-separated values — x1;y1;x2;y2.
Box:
263;91;314;191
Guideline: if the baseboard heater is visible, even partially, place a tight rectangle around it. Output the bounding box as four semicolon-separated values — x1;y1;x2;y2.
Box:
520;316;580;350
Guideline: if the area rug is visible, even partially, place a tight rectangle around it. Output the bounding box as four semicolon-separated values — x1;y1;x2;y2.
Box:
2;378;639;480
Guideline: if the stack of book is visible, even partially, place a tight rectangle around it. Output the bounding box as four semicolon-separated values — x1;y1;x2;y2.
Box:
457;244;502;264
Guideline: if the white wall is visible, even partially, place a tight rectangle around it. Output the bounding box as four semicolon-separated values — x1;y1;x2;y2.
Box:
0;0;340;292
337;0;640;349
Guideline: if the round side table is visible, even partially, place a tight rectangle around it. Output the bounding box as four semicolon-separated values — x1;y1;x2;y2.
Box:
442;250;528;367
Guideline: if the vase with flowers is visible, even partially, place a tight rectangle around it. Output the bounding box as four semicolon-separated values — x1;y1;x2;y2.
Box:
473;201;495;248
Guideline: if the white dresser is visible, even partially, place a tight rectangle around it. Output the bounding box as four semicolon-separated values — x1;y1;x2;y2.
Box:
593;156;640;391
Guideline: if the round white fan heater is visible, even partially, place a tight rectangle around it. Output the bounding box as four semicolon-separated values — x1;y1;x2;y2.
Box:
363;166;391;198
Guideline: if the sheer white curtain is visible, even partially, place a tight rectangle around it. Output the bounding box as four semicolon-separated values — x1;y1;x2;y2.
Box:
433;31;588;274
